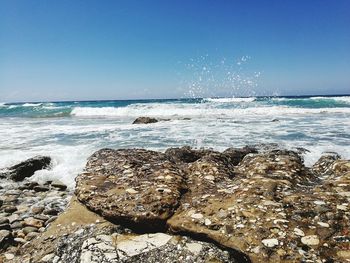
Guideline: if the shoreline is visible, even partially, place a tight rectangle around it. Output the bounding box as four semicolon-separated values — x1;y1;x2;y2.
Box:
0;145;349;262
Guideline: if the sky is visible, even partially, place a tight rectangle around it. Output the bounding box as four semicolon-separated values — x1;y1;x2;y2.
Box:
0;0;349;102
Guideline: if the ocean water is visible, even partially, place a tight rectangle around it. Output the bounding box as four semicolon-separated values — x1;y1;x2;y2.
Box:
0;95;349;187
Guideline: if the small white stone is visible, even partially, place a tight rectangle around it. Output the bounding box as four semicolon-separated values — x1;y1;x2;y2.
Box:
301;235;320;246
317;222;330;228
204;175;215;181
191;213;204;219
293;227;305;237
125;188;139;194
80;251;92;263
262;238;279;248
4;253;15;260
337;205;348;211
40;253;54;262
185;243;203;255
313;200;326;205
204;218;212;226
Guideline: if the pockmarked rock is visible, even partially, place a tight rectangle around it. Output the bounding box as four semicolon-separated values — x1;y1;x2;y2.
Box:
168;150;350;263
75;149;186;230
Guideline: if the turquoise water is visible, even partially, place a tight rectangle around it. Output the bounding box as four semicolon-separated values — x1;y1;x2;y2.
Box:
1;95;349;187
1;96;350;118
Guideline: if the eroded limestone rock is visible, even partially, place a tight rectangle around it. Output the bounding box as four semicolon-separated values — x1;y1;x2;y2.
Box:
75;149;186;231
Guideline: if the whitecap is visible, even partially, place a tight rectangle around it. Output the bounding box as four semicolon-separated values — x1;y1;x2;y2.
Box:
22;103;42;107
203;97;256;103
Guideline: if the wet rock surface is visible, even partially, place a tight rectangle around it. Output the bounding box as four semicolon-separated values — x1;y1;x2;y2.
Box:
132;117;159;124
1;146;349;263
0;156;51;181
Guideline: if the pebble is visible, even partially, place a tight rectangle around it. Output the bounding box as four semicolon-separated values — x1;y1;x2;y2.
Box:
0;217;9;224
191;213;203;219
336;205;348;211
4;253;15;260
301;235;320;246
125;188;139;194
22;226;38;235
317;222;329;228
51;180;68;191
33;185;50;192
262;238;279;248
293;227;305;237
4;206;17;213
204;218;212;226
313;200;326;205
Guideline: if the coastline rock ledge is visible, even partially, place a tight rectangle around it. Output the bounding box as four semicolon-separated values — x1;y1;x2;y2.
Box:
1;146;350;263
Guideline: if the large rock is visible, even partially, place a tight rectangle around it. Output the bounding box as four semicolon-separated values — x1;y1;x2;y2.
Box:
168;151;349;262
75;149;186;231
2;156;51;181
132;117;158;124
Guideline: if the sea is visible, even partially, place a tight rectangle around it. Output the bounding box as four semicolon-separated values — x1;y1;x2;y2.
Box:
1;95;349;187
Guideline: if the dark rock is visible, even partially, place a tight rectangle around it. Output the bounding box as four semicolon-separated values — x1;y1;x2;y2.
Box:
223;146;258;166
75;148;186;231
51;180;67;191
0;218;9;225
0;229;13;250
18;181;39;190
0;199;3;207
43;209;59;216
165;146;212;163
2;156;51;181
33;185;50;192
0;223;11;231
44;180;53;185
4;206;17;213
132;117;158;124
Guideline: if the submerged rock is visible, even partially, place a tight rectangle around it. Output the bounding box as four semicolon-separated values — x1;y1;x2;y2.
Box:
1;156;51;181
132;117;158;124
75;148;186;231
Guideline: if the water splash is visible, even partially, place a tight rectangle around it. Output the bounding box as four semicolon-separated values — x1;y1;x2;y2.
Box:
180;55;261;99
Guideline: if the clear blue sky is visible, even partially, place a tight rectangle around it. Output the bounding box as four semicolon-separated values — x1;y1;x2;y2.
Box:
1;0;349;102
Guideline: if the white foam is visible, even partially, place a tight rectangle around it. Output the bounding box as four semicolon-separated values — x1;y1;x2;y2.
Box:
71;104;350;118
203;97;256;103
22;103;42;107
311;96;350;103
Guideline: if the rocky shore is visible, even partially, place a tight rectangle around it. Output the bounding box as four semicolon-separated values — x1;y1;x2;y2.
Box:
0;145;349;262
